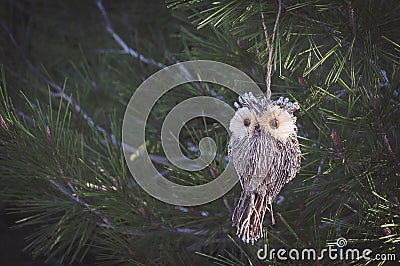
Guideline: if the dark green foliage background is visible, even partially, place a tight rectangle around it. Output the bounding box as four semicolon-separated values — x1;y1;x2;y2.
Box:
0;0;399;265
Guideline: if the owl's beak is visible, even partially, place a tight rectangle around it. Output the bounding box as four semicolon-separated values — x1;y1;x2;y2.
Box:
254;124;261;136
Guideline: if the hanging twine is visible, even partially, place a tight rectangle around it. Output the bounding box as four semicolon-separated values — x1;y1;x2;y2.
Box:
261;0;282;100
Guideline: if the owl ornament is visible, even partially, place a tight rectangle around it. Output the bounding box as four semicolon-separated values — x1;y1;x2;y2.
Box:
228;92;301;244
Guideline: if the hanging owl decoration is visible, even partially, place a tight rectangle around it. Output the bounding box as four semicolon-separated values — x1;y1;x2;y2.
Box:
228;92;301;244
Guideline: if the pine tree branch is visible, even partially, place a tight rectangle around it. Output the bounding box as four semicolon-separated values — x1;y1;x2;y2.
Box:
44;176;148;239
0;22;110;137
43;128;198;237
372;91;400;174
209;164;232;213
346;0;357;39
282;1;344;39
45;125;111;226
0;23;62;92
11;107;36;123
96;48;132;54
44;128;211;238
96;0;165;69
45;171;212;238
1;21;173;168
98;224;150;236
96;1;204;95
331;128;362;175
42;130;152;237
285;2;360;56
50;91;109;135
0;114;8;130
160;225;209;235
45;126;66;177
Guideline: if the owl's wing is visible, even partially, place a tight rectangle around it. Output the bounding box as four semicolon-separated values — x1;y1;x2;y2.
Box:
229;133;301;198
228;136;270;191
256;135;301;200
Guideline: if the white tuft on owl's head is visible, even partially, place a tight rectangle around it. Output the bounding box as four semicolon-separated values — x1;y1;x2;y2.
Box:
229;107;258;138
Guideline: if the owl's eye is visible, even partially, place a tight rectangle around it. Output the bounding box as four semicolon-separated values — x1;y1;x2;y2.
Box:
243;119;251;127
270;119;279;129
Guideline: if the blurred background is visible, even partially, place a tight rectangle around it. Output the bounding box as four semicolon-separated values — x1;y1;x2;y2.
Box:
1;1;176;265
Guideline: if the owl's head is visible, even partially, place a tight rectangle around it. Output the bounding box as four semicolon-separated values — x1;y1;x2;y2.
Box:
229;93;299;142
